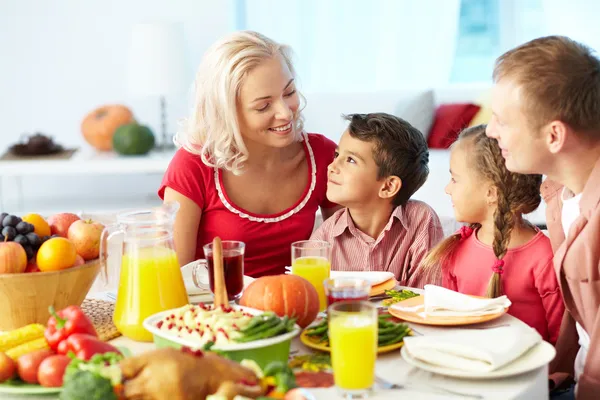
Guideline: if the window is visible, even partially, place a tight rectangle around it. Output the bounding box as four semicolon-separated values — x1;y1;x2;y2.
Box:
236;0;546;86
451;0;545;83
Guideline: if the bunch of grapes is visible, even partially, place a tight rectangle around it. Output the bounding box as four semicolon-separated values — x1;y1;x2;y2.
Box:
0;212;55;261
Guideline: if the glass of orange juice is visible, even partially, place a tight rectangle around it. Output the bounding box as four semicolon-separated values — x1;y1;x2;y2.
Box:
329;301;378;398
291;240;331;311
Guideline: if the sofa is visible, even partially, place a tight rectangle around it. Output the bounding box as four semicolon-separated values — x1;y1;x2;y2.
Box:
302;84;547;229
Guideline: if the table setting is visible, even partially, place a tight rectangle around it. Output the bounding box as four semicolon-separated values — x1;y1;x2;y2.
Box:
97;279;552;399
0;205;555;400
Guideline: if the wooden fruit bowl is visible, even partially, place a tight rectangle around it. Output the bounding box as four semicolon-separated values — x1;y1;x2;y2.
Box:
0;260;101;331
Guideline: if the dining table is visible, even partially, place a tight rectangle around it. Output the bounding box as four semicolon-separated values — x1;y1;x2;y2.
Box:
5;287;551;400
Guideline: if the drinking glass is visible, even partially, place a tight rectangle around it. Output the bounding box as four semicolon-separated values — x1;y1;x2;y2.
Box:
329;301;378;398
192;240;245;301
291;240;331;311
324;277;371;307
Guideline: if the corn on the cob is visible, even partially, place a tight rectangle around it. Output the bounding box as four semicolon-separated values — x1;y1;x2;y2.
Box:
6;337;49;360
0;323;45;352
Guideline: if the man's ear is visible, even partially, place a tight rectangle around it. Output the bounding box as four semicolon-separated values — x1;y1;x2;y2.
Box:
546;120;569;154
380;176;402;201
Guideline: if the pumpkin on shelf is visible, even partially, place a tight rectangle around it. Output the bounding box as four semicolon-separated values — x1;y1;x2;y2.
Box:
81;105;135;151
239;274;320;328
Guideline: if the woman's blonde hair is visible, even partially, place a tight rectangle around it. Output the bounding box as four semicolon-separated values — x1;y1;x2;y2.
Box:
176;30;305;174
420;125;542;298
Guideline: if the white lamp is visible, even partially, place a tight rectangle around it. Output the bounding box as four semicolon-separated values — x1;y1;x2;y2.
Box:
126;22;190;150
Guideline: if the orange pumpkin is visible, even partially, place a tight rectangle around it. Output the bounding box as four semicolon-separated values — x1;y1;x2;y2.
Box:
81;105;135;151
240;274;320;328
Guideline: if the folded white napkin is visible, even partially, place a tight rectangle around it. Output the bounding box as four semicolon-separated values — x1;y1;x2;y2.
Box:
403;325;542;372
392;285;511;317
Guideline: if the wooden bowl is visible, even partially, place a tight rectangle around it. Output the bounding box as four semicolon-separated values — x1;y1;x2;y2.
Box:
0;260;101;331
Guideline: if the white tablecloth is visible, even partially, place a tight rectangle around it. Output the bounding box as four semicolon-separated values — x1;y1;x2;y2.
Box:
7;291;550;400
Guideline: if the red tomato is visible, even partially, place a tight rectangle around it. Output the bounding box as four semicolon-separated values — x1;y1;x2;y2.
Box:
37;355;71;387
0;352;16;383
17;349;54;384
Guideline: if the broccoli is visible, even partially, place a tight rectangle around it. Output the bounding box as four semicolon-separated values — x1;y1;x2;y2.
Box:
262;361;297;396
63;352;123;386
59;370;117;400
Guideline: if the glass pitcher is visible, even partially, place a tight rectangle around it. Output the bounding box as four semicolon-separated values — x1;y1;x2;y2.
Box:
100;202;189;342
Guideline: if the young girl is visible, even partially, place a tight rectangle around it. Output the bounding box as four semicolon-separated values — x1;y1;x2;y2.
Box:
421;125;563;344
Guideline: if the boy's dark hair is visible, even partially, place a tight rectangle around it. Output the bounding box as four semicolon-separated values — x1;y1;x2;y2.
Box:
343;113;429;206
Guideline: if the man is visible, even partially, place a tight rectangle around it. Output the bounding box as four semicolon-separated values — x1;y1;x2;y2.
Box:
486;35;600;399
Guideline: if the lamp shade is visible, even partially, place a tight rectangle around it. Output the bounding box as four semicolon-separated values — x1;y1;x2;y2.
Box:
126;22;190;97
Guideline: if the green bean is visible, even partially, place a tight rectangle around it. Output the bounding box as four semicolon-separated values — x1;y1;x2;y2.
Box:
240;313;275;332
306;324;328;336
378;325;403;338
378;320;396;329
240;315;280;336
285;317;297;332
379;328;410;346
237;320;287;342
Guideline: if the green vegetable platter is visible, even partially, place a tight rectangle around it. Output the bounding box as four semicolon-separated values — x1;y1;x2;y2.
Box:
0;380;62;395
143;305;301;369
380;289;420;306
300;313;412;355
0;350;128;398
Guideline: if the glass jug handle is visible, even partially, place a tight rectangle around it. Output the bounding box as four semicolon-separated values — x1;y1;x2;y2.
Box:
99;223;124;287
192;260;211;291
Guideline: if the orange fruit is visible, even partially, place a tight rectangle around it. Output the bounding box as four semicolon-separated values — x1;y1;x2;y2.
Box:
21;213;51;237
36;238;77;272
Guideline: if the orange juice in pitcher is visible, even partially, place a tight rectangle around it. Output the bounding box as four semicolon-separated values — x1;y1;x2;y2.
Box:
100;202;189;342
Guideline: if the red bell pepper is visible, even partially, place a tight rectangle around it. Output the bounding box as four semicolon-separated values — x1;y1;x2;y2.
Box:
44;305;98;351
58;333;121;360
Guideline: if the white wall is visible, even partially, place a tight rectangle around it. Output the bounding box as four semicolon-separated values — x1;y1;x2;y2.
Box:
0;0;235;214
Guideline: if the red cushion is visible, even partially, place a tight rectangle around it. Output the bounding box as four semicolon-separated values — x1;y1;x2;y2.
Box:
427;103;481;149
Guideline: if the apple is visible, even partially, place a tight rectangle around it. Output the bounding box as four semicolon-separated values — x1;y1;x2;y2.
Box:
67;219;104;261
47;213;80;238
24;260;40;273
73;254;85;267
0;242;27;274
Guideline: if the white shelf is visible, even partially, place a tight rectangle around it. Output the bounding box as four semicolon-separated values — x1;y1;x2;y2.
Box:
0;148;177;177
10;194;163;218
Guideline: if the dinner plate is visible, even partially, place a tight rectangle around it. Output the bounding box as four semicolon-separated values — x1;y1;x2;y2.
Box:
369;278;397;297
300;329;405;355
0;381;62;396
299;315;409;355
330;271;395;286
401;340;556;379
388;295;507;326
0;346;131;395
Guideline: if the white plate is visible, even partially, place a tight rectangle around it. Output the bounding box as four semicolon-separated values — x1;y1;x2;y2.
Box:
181;260;255;301
143;305;300;351
329;270;395;286
401;340;556;379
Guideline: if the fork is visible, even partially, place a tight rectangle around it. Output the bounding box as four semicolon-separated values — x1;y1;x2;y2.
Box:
375;375;484;399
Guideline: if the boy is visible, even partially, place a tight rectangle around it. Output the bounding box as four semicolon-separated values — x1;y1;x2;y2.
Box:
311;113;443;288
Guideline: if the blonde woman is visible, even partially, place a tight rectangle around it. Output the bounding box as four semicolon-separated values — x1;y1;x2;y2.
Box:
159;31;340;277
